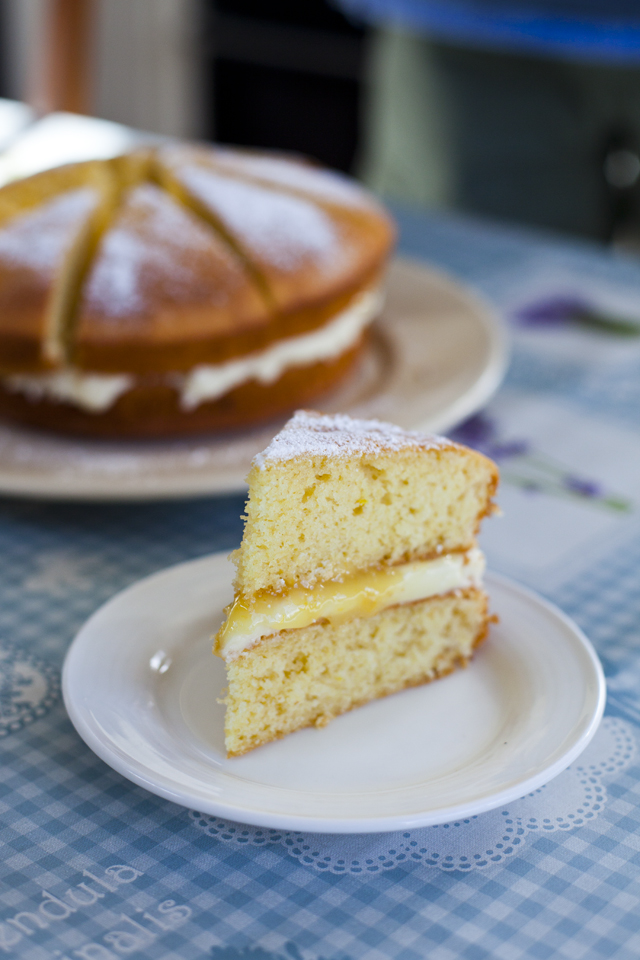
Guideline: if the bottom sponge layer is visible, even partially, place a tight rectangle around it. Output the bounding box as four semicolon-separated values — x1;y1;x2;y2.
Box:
224;588;489;757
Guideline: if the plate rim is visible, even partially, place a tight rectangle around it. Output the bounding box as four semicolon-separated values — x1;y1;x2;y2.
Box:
0;258;509;501
62;555;606;833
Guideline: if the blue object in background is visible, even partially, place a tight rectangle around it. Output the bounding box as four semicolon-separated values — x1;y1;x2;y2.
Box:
337;0;640;62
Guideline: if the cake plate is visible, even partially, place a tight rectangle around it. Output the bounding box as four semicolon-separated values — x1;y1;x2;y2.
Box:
0;258;508;500
62;553;605;833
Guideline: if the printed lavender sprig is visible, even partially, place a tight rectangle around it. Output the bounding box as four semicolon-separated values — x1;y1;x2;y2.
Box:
451;414;632;514
515;296;640;336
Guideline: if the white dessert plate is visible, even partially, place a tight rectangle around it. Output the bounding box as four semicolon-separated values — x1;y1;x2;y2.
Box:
62;552;605;833
0;258;508;500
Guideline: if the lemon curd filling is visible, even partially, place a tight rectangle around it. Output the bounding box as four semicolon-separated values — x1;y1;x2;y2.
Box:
214;547;485;661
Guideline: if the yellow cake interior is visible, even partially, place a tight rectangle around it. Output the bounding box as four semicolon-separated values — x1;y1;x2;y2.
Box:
214;410;499;757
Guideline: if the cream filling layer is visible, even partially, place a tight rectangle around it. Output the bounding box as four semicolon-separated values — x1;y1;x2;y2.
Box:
176;286;382;410
4;369;133;413
2;286;382;414
215;548;486;662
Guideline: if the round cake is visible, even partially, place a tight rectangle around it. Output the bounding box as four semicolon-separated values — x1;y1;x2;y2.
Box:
0;145;395;437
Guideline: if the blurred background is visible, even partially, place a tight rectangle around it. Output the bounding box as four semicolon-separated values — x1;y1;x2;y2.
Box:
2;0;640;247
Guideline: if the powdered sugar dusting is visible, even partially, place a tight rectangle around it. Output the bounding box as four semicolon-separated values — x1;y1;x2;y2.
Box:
178;166;339;273
212;149;377;210
82;183;238;318
254;410;451;467
0;187;98;274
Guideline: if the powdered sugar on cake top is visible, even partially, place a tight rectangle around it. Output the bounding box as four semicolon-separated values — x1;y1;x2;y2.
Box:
211;150;377;210
176;166;341;273
254;410;451;467
0;187;98;274
82;183;242;318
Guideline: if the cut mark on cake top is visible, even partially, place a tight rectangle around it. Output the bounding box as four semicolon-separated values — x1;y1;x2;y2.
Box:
176;167;341;273
81;183;246;318
0;187;99;274
254;410;451;467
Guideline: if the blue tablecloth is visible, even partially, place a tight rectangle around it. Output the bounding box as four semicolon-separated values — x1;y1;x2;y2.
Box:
2;208;640;960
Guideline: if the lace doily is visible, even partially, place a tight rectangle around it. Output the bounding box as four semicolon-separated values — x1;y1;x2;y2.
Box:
0;640;59;736
190;717;636;874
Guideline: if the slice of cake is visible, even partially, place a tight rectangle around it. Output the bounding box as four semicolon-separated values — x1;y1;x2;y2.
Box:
214;410;499;757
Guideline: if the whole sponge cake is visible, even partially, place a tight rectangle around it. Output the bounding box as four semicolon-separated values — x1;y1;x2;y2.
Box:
214;410;499;757
0;148;394;437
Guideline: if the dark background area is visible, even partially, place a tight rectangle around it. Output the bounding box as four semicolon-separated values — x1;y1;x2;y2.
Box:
0;0;639;245
0;2;7;100
203;0;368;173
202;1;640;243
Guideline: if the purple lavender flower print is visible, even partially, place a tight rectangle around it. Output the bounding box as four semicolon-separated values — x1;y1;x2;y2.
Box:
563;476;602;498
450;413;495;449
514;296;640;336
451;415;529;462
515;297;588;328
451;414;631;513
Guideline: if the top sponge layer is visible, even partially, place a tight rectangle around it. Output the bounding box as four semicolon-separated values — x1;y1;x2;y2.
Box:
234;411;499;595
